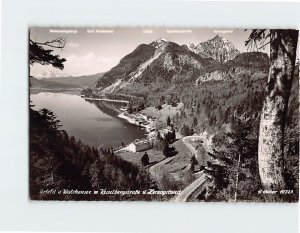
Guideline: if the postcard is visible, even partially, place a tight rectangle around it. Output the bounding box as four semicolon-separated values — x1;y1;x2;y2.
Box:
29;27;299;202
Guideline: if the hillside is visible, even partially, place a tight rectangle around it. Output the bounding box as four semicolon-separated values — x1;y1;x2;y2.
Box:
30;77;80;89
30;108;155;201
91;37;269;113
89;36;298;139
31;73;103;89
93;38;218;97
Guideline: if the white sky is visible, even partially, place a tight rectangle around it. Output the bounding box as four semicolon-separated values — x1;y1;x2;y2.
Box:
29;27;269;78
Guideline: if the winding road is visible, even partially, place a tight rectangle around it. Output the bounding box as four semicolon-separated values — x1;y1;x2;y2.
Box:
175;170;208;202
175;135;210;202
182;135;211;157
148;135;211;201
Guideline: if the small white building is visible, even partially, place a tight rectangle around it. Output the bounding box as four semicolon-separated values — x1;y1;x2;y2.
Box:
127;139;151;152
158;128;172;139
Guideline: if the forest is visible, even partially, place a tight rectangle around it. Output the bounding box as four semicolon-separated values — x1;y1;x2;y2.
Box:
29;107;157;201
29;29;299;202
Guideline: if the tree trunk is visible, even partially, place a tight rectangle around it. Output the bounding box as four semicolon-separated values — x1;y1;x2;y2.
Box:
258;29;298;191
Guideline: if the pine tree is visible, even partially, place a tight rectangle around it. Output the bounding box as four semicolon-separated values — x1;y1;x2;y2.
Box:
246;29;299;190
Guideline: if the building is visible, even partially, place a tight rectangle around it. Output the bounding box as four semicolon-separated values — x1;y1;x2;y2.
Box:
127;139;152;152
158;128;172;139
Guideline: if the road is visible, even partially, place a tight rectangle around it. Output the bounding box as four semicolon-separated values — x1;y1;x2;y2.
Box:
182;135;211;158
149;156;175;189
175;135;210;202
175;170;208;202
149;135;211;199
83;97;129;103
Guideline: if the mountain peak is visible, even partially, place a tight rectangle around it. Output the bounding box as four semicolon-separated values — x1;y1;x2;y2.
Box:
212;34;223;40
213;34;221;39
187;42;196;48
149;38;169;48
210;35;231;45
185;35;239;63
156;38;168;42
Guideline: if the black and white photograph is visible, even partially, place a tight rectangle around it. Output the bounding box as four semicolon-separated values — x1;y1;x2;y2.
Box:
29;27;299;202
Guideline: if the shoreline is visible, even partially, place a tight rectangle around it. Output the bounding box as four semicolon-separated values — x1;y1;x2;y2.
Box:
118;112;155;135
83;96;129;104
82;95;155;133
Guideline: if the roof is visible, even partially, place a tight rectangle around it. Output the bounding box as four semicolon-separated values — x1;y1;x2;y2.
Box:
133;139;150;146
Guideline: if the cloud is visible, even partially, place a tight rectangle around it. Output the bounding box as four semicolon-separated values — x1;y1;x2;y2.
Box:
65;52;120;74
31;52;121;77
32;64;79;78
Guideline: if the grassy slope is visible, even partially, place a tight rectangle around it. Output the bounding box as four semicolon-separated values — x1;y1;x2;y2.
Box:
163;139;192;171
116;149;165;167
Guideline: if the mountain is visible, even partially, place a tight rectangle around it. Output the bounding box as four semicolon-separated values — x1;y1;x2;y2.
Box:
92;37;268;101
195;51;269;83
30;77;80;89
90;36;274;147
31;73;104;89
185;35;240;63
93;38;218;96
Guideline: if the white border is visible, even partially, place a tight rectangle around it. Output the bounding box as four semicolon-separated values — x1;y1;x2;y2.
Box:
1;0;299;232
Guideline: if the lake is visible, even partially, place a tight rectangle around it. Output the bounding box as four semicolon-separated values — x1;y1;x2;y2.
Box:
30;92;146;148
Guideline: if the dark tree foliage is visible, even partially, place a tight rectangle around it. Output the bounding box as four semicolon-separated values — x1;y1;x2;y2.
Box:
180;124;194;136
206;119;264;202
141;152;150;166
163;144;170;157
163;144;177;158
29;38;67;70
164;130;176;144
30;108;155;201
245;29;270;51
166;116;171;127
190;155;198;172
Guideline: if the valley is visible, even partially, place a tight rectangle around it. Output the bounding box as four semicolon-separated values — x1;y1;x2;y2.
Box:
29;29;299;202
79;35;298;202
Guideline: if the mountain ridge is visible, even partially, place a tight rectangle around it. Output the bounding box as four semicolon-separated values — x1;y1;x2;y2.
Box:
31;73;104;89
185;35;240;63
92;36;268;99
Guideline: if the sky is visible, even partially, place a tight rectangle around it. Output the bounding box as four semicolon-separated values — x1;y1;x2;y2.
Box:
30;27;269;78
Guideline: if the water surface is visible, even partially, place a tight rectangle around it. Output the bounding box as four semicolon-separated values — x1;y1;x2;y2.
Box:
30;92;146;148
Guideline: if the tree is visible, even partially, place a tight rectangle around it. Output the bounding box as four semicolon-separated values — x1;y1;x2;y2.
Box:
141;152;149;166
246;29;299;190
127;104;133;114
192;116;198;128
29;38;66;70
171;129;176;142
156;104;162;110
29;36;67;88
163;144;170;157
166;116;171;127
190;155;198;172
181;124;190;136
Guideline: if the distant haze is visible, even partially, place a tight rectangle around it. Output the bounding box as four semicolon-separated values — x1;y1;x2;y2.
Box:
30;27;268;78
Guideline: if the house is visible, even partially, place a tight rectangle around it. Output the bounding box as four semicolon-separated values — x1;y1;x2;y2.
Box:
127;139;152;152
158;128;172;139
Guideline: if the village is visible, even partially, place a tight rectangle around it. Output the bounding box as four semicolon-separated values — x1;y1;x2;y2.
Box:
81;96;211;195
117;107;176;153
113;101;206;177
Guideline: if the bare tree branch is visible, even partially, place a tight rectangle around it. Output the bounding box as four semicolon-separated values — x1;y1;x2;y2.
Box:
245;29;270;51
29;38;67;70
30;37;66;50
